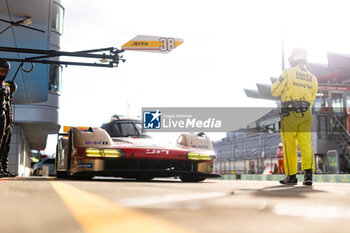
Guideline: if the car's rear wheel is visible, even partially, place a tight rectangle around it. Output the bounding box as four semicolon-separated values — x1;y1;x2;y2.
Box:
180;175;206;182
66;130;74;179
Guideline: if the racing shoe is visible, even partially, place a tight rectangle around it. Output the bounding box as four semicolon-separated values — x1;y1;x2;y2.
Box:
1;170;16;177
279;174;298;185
303;169;313;186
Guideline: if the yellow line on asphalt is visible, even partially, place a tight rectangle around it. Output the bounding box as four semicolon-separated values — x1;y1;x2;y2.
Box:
50;181;195;233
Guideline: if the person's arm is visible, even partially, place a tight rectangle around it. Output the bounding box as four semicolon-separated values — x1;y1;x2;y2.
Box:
311;75;318;104
271;70;288;97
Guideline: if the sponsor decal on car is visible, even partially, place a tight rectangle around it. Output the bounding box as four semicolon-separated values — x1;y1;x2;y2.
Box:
78;163;93;168
146;149;169;155
85;141;108;145
191;145;210;149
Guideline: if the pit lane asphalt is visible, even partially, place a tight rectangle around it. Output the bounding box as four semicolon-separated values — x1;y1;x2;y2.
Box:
1;177;350;233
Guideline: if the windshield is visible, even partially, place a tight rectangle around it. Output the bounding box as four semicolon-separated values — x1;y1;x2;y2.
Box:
101;120;145;137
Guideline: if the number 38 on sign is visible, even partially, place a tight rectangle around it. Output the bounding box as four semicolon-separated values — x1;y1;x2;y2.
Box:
122;35;183;53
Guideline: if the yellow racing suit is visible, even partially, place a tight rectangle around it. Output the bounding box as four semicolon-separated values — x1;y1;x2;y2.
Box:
271;64;318;175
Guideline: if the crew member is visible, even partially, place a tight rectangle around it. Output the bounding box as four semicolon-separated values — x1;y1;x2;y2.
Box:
276;143;284;174
0;59;13;177
0;80;16;177
271;48;318;186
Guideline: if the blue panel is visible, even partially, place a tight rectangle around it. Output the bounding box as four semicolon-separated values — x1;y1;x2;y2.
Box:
6;62;49;104
0;11;49;104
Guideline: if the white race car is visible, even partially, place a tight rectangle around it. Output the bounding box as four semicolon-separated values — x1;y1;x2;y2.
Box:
55;116;220;182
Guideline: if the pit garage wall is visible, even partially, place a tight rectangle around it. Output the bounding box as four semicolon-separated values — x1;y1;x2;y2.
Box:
8;124;31;176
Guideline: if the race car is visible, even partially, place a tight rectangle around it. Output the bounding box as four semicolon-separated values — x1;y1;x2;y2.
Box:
55;115;220;182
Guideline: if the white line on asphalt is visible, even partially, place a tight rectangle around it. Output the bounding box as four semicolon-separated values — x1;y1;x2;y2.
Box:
234;186;296;195
273;203;350;219
262;186;296;192
118;186;297;208
118;192;232;207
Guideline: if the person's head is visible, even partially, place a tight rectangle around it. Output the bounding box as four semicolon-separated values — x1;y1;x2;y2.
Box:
278;143;283;148
288;48;307;67
5;81;17;96
0;59;10;81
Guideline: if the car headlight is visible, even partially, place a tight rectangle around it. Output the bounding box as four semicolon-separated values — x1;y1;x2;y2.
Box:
186;152;215;160
103;149;124;157
85;148;125;158
85;148;101;157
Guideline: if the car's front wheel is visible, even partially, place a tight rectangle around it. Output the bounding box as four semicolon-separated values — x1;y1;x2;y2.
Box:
56;170;67;179
72;176;93;181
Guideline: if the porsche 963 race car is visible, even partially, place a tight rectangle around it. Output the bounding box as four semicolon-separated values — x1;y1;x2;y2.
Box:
55;116;220;182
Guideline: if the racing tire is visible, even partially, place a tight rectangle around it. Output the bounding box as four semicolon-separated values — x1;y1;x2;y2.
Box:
55;145;67;179
55;169;65;178
71;176;93;181
56;170;67;179
66;130;74;179
180;175;206;182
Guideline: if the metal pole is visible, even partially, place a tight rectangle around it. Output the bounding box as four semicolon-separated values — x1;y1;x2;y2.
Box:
282;27;285;71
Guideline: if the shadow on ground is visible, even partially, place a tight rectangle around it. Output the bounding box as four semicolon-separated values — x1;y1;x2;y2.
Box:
237;185;327;198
